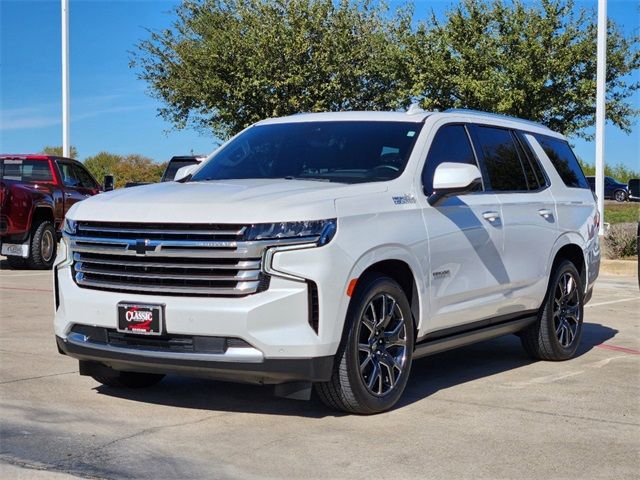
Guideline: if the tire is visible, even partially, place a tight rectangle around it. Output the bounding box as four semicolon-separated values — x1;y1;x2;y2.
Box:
315;274;415;414
26;220;57;269
6;256;27;269
614;189;627;202
92;371;165;388
520;260;584;360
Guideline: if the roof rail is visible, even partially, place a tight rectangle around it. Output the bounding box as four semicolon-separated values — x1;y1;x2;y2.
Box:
443;108;550;130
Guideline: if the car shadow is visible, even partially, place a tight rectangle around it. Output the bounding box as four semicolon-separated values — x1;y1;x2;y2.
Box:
94;322;617;417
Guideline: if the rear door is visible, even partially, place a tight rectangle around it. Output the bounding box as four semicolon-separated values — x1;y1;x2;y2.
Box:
420;123;507;332
469;125;558;313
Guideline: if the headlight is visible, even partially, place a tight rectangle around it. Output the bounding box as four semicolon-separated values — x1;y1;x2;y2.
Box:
62;218;77;235
246;219;337;246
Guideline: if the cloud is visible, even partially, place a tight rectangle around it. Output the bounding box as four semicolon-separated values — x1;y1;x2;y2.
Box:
0;95;155;131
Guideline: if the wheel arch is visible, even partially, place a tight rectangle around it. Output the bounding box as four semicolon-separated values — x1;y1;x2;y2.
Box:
346;247;426;335
547;234;587;291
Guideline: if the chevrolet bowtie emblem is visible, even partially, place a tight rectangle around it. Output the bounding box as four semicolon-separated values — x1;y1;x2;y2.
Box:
133;239;155;255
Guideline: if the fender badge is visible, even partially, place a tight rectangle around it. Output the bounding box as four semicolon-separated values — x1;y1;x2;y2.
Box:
392;194;416;205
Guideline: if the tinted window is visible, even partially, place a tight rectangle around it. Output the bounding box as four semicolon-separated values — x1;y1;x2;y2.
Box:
56;162;80;187
476;127;528;191
0;159;53;182
71;163;97;189
514;131;547;189
422;125;477;195
191;121;423;184
533;134;589;189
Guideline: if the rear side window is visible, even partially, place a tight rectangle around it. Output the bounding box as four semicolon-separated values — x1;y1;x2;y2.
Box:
0;159;53;182
533;134;589;189
514;131;548;190
422;124;478;195
475;127;528;191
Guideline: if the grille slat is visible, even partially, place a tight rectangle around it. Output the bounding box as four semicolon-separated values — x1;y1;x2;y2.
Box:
69;222;268;297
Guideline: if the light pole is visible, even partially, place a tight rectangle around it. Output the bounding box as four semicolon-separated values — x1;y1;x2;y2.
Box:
61;0;70;158
595;0;607;236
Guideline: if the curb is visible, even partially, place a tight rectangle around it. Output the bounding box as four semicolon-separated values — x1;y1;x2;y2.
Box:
600;259;638;277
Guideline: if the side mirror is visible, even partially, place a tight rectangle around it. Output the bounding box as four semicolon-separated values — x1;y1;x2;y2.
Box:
174;163;199;182
103;175;115;191
428;162;482;206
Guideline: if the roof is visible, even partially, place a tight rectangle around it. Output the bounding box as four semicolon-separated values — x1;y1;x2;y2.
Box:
0;154;79;161
257;110;431;125
255;109;562;137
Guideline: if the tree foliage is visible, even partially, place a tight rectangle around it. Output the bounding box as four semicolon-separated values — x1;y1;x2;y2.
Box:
578;159;640;184
84;152;166;189
41;145;79;159
133;0;639;141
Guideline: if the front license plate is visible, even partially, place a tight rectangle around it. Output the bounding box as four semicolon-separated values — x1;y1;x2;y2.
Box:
117;303;163;335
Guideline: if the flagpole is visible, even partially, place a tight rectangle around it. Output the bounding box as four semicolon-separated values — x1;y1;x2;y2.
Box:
61;0;70;158
595;0;607;236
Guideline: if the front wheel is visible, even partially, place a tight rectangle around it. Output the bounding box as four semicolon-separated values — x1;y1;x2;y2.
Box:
520;260;584;360
315;274;414;414
614;189;628;202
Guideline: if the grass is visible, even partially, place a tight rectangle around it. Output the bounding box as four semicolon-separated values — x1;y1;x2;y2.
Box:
605;202;639;225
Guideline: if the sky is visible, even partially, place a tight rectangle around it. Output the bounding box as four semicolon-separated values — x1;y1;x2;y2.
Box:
1;0;638;170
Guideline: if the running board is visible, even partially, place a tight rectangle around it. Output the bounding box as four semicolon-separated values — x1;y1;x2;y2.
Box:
413;315;537;359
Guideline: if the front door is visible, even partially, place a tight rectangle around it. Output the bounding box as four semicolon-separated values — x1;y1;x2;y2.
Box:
419;123;508;334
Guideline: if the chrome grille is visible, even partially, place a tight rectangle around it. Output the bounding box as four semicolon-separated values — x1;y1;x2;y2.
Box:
68;222;272;296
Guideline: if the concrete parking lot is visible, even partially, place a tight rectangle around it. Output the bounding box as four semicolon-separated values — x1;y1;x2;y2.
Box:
1;261;638;479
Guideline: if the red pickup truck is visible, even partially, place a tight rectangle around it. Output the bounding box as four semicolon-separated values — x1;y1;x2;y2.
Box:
0;154;102;269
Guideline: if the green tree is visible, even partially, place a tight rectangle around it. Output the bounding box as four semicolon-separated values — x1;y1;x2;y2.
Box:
132;0;411;138
133;0;638;141
83;152;166;189
41;145;79;158
407;0;640;140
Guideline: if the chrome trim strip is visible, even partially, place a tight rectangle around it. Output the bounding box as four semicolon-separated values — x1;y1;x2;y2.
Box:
263;242;318;281
75;276;260;295
66;332;264;363
75;264;261;282
73;253;260;270
77;225;246;236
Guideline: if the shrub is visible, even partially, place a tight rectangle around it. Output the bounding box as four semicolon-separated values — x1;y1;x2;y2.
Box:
603;222;638;259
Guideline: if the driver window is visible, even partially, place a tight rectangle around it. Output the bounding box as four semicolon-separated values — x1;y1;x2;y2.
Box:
421;125;478;195
57;162;80;187
71;163;97;189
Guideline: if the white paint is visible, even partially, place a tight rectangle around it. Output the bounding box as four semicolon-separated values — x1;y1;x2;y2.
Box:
586;297;639;308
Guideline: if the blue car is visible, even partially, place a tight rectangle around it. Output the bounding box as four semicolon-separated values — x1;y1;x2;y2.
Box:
586;176;629;202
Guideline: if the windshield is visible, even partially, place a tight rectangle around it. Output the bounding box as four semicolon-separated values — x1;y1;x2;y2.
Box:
162;159;199;182
190;121;423;184
0;159;53;183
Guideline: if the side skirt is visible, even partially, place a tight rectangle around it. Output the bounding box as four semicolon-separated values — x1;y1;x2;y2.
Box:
413;313;537;360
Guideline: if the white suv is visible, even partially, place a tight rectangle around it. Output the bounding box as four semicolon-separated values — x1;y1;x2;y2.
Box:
54;109;600;414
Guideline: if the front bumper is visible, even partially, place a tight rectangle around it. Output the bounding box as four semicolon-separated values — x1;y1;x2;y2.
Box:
56;333;333;384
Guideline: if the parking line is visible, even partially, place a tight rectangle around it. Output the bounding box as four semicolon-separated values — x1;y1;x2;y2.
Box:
596;344;640;355
0;287;53;293
586;297;639;308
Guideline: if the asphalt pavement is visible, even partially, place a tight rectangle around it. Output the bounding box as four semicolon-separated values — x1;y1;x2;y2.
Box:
1;261;638;479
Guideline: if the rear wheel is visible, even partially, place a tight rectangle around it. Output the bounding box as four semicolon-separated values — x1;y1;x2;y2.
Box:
92;371;165;388
520;260;584;360
26;220;56;269
315;274;414;414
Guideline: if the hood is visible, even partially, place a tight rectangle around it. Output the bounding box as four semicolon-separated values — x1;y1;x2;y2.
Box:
68;178;388;223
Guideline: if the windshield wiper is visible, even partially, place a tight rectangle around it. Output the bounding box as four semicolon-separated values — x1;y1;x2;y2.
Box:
283;176;333;182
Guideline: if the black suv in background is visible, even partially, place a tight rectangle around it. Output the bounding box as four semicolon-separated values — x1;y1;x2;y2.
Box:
586;176;630;202
160;155;206;182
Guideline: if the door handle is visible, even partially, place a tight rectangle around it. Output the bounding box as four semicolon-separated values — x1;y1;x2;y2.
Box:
538;208;553;218
482;211;500;222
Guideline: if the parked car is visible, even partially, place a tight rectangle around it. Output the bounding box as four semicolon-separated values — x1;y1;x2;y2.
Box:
1;154;101;269
54;109;600;413
160;155;206;182
586;175;630;202
628;179;639;202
